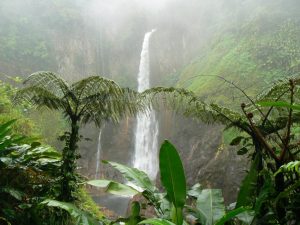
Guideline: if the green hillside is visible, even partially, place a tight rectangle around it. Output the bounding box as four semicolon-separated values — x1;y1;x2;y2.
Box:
176;11;300;105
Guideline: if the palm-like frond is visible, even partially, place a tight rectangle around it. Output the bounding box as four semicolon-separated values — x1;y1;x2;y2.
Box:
16;73;147;127
143;87;246;127
256;76;300;102
72;77;144;126
15;86;67;111
71;76;122;101
23;71;69;98
14;72;72;118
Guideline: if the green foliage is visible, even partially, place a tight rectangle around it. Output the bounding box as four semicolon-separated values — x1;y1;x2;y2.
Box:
40;199;99;225
75;188;104;220
193;189;225;225
235;154;260;209
159;141;186;225
214;207;252;225
102;160;157;192
147;74;300;223
15;72;145;201
114;201;144;225
0;78;37;136
88;141;186;224
175;17;300;106
89;140;250;225
275;161;300;175
87;180;139;197
0;118;101;225
139;218;176;225
0;120;66;225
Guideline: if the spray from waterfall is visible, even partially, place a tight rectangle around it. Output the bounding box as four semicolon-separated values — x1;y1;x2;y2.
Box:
95;125;104;179
133;29;159;180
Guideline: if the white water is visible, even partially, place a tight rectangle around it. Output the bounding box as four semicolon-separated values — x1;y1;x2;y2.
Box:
95;126;104;179
133;29;159;180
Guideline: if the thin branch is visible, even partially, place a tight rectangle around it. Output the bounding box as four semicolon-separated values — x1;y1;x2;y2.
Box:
280;80;295;161
242;106;280;163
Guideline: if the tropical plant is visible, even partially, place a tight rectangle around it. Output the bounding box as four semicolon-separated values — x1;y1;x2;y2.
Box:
0;120;64;225
15;71;144;201
87;141;182;222
87;140;249;225
143;77;300;224
40;199;99;225
186;185;253;225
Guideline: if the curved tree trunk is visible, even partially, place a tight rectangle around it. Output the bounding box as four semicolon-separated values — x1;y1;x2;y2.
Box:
60;119;79;202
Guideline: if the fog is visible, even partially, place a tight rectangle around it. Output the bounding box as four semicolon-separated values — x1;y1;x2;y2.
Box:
0;0;299;85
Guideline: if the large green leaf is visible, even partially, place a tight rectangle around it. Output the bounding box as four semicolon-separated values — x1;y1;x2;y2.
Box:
86;180;110;188
214;207;252;225
41;199;99;225
236;210;255;224
87;179;139;197
102;160;156;192
195;189;225;225
159;140;186;225
139;218;176;225
236;154;260;208
187;183;202;198
0;120;16;139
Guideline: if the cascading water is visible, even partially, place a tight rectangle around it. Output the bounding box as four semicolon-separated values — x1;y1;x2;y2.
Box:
133;29;159;180
95;126;104;179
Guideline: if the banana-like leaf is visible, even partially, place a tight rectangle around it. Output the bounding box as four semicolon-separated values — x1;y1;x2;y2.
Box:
187;183;202;198
41;199;99;225
139;218;176;225
159;140;186;225
87;179;139;197
236;154;260;208
214;207;252;225
195;189;225;225
235;210;255;224
102;160;156;192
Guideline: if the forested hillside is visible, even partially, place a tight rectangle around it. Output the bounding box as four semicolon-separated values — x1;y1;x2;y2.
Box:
174;1;300;104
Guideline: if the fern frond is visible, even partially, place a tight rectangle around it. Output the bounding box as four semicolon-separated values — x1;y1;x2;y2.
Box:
143;87;246;127
23;71;69;98
275;161;300;176
79;87;144;126
14;86;67;111
71;76;122;101
256;76;300;102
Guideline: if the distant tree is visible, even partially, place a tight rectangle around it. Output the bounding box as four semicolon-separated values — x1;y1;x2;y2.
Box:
15;72;144;201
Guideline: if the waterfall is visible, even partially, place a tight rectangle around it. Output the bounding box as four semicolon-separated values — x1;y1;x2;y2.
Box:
95;125;104;179
133;29;159;180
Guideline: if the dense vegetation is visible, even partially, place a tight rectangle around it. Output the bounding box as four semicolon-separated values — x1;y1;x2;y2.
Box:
0;0;300;225
1;73;299;224
175;7;300;105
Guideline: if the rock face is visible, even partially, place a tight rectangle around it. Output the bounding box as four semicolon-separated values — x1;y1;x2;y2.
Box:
157;113;247;204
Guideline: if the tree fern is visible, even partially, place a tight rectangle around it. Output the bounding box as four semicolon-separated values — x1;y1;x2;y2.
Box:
15;71;146;201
